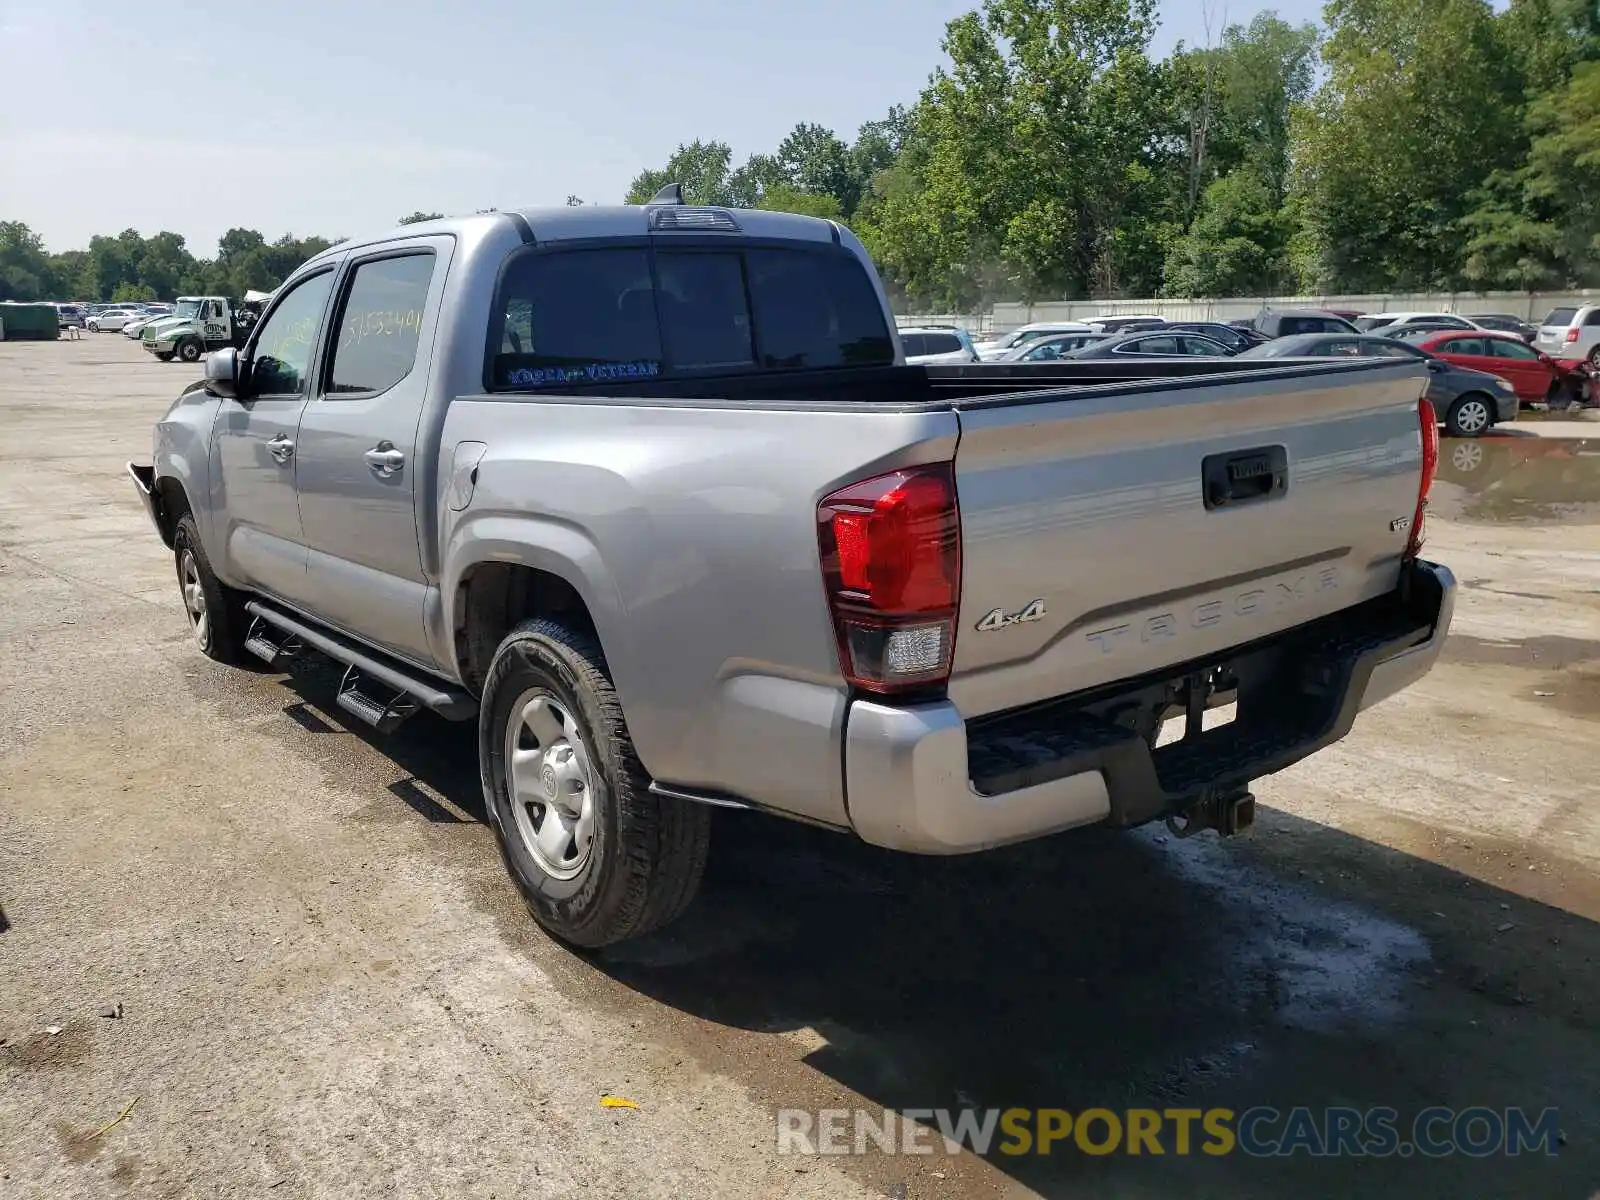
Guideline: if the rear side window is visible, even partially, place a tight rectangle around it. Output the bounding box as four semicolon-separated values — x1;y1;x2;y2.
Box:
1585;309;1600;327
1118;335;1180;354
916;333;962;354
900;333;929;356
745;249;894;369
1443;336;1487;356
326;253;435;395
492;248;663;388
1543;307;1577;326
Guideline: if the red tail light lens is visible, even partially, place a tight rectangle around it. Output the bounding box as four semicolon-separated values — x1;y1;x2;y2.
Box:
817;464;961;695
1566;327;1579;343
1407;398;1439;559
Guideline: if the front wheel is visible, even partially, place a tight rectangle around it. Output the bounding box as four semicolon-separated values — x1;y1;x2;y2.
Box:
176;339;202;363
156;352;175;362
1446;393;1494;438
479;619;710;948
172;514;250;665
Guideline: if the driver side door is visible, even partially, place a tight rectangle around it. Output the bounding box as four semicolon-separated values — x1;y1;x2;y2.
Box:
209;264;340;604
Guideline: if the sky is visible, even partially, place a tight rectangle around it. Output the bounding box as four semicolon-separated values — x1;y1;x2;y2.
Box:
0;0;1326;256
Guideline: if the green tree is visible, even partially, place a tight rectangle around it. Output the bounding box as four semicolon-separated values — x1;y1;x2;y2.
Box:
625;140;737;205
1163;170;1292;296
756;184;843;219
397;211;444;224
0;221;50;300
1463;60;1600;287
1291;0;1523;290
774;123;858;215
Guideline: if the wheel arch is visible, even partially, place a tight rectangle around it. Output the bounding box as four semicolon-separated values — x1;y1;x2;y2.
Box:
444;521;628;700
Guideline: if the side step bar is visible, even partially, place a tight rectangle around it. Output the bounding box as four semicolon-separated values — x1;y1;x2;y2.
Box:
244;600;478;728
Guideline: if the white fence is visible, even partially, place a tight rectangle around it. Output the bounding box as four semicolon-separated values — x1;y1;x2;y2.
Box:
898;290;1600;337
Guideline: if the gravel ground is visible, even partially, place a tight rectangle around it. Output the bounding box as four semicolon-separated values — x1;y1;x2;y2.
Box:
2;336;1597;1199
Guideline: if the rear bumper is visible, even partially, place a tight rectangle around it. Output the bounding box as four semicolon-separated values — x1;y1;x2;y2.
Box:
844;559;1456;854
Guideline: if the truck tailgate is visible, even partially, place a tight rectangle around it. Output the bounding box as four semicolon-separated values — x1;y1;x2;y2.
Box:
948;360;1428;719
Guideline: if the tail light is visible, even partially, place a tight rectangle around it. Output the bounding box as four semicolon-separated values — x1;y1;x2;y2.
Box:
1566;328;1579;344
817;464;961;695
1407;398;1439;559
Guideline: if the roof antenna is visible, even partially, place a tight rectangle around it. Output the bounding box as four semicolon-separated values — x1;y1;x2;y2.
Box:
651;183;685;205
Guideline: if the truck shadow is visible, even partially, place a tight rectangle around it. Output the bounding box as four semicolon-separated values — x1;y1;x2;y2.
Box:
268;663;1598;1197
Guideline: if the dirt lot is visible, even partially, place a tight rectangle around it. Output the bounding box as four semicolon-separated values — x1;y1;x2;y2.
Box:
2;336;1598;1199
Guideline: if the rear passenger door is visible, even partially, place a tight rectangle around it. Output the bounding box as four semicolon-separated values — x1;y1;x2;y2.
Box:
293;240;451;665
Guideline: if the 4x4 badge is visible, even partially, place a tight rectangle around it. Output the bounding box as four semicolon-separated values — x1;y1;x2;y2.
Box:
975;599;1046;632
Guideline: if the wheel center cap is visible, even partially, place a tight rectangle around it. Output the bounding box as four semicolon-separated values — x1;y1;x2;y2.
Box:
540;763;558;797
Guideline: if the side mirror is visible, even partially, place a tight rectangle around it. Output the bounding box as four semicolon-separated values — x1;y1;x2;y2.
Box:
205;347;240;398
1426;359;1447;373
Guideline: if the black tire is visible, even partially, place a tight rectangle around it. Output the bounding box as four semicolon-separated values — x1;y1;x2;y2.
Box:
1445;393;1494;438
176;339;203;363
172;514;250;665
156;352;175;362
479;618;710;948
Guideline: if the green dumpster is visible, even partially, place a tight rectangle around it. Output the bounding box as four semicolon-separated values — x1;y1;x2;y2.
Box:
0;303;62;340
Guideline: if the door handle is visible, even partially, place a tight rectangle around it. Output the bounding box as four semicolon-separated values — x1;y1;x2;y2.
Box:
364;443;405;477
267;434;294;464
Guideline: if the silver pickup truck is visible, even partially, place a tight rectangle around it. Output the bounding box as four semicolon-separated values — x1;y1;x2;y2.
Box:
130;192;1456;948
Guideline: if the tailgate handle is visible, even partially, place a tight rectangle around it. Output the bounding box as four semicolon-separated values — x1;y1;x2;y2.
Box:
1203;446;1287;511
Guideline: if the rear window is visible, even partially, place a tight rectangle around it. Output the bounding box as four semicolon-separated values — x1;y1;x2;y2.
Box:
1281;316;1347;335
1542;308;1577;327
489;244;892;388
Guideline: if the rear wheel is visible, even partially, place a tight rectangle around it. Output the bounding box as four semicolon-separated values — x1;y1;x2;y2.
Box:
1588;345;1600;370
1446;393;1493;438
479;618;710;947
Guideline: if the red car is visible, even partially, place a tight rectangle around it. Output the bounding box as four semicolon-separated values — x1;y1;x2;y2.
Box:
1414;330;1575;403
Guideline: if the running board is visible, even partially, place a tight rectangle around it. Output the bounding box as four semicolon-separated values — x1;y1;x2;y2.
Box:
243;600;478;725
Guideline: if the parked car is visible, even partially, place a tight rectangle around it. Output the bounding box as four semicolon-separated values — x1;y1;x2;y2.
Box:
1086;315;1166;334
1238;333;1519;436
122;312;169;338
972;321;1095;361
1069;330;1236;358
1411;330;1575;404
899;326;980;364
998;331;1110;361
129;196;1452;949
1356;311;1477;333
1380;317;1484;341
1253;309;1358;338
1161;322;1261;352
55;304;86;329
1466;313;1537;342
1535;304;1600;367
87;308;143;332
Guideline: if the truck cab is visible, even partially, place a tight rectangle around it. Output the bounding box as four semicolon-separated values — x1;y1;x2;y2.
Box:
142;296;260;362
